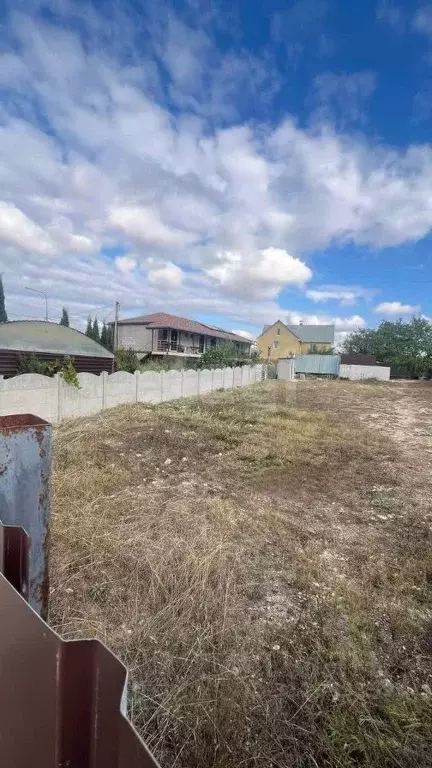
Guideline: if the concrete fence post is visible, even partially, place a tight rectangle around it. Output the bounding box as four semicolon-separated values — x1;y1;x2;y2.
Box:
197;369;201;395
211;368;214;391
101;370;107;410
56;374;62;424
135;370;140;403
232;367;235;388
160;371;164;402
180;369;184;398
0;414;52;619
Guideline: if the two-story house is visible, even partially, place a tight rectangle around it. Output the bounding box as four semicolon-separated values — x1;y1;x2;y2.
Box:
256;321;334;361
115;312;252;359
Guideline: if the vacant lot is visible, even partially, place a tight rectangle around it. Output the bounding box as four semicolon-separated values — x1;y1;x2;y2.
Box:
51;380;432;768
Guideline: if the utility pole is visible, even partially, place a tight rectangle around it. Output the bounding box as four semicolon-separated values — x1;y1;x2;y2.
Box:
25;287;48;321
114;301;120;351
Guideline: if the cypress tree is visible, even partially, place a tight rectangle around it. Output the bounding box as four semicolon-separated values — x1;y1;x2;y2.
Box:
92;317;100;343
0;276;7;323
85;316;93;337
100;321;108;348
59;307;70;327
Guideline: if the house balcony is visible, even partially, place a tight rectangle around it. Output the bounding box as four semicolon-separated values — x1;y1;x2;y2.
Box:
154;340;203;356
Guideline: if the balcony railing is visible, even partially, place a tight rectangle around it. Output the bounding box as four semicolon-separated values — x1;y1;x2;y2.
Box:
156;340;203;354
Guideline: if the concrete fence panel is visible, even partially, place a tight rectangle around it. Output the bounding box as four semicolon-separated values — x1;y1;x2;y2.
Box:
182;369;199;397
162;370;182;402
0;365;264;422
199;369;213;395
278;358;295;381
137;371;162;403
233;366;243;387
105;371;136;408
62;373;104;419
0;374;59;423
223;367;234;390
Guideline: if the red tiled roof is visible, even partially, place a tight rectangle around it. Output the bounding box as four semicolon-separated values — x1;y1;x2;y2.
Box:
117;313;251;344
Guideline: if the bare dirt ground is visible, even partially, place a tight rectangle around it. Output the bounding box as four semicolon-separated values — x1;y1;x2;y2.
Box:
51;380;432;768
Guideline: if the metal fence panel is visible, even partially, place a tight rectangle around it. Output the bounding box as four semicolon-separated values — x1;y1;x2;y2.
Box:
0;414;52;618
295;355;340;375
0;520;160;768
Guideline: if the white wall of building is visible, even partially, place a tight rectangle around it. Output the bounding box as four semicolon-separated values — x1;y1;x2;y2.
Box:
0;365;264;424
339;364;390;381
117;324;153;352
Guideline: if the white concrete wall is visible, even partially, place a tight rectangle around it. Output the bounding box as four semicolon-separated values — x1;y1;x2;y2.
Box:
118;324;153;352
0;364;264;423
278;358;295;381
339;364;390;381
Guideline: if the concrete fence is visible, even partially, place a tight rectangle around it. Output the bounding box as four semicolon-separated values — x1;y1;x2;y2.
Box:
339;364;390;381
0;364;264;424
277;358;295;381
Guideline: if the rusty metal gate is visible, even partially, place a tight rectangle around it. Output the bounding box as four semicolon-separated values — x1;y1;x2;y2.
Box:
0;414;160;768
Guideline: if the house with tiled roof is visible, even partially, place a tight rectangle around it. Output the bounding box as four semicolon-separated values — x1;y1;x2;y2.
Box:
115;312;252;359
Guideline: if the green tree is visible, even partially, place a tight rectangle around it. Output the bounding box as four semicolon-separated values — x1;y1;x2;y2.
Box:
114;347;139;373
307;344;334;355
100;321;108;348
0;276;7;323
85;316;93;338
342;317;432;378
107;324;114;351
59;307;69;327
197;342;253;369
92;317;100;343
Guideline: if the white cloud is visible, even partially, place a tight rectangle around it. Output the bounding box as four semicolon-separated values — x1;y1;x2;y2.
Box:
305;285;372;304
231;329;255;340
412;6;432;38
374;301;420;316
0;201;57;256
310;71;377;127
286;312;366;332
108;205;195;249
208;248;312;299
0;8;428;330
115;255;138;273
376;1;407;33
147;261;184;288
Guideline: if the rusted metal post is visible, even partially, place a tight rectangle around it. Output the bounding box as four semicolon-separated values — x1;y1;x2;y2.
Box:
0;414;52;619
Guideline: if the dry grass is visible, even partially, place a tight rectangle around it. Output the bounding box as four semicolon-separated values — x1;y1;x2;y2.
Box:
51;380;432;767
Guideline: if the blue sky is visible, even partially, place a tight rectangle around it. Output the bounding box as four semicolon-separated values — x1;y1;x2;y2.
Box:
1;0;432;342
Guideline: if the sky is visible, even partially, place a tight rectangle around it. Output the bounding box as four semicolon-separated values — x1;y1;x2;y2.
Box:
1;0;432;343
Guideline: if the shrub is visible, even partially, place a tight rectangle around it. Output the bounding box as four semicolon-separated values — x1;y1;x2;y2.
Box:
197;342;259;370
16;353;79;387
115;347;140;373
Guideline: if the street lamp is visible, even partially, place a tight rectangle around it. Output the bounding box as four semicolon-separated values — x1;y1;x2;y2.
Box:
25;287;48;321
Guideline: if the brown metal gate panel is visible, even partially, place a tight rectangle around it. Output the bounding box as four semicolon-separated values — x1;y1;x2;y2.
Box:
0;521;160;768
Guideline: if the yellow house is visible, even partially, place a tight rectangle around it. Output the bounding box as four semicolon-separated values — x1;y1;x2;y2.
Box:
256;321;334;361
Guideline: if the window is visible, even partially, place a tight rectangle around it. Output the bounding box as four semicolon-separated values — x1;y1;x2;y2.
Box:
273;340;280;349
276;327;281;335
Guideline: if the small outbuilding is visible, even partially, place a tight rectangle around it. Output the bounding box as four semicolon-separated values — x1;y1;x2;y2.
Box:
0;321;114;377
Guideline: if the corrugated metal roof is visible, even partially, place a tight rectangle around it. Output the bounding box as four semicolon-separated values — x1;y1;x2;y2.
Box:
0;322;114;358
116;313;251;344
287;324;335;344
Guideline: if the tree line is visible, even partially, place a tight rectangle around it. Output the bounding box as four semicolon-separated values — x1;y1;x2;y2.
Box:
85;316;114;350
342;317;432;378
